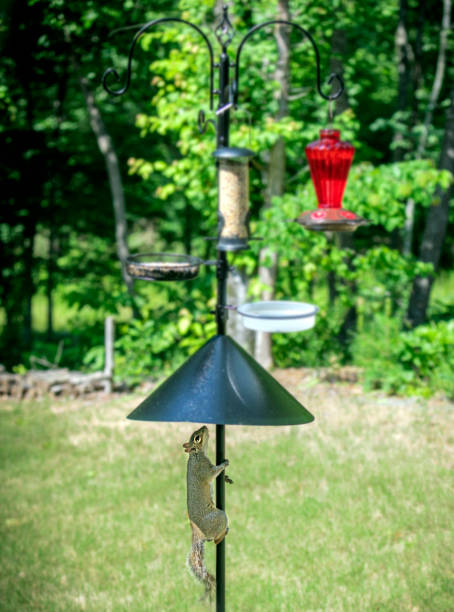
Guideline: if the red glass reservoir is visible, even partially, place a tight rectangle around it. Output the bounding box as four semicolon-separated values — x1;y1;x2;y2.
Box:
305;129;355;209
295;128;367;232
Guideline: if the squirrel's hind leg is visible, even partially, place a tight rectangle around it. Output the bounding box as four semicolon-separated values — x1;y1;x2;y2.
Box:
199;509;228;542
214;526;229;545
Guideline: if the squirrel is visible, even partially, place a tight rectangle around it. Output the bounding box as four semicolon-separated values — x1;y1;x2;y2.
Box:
183;425;233;601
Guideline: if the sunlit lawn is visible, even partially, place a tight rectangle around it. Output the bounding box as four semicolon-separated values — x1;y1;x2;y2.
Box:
1;377;453;611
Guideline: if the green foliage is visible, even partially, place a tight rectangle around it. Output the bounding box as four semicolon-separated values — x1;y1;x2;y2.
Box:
19;326;105;372
83;287;217;385
353;316;454;398
0;0;179;367
347;161;452;231
57;236;132;314
110;313;216;386
122;0;453;399
1;0;453;400
272;309;346;367
107;317;182;385
355;246;433;313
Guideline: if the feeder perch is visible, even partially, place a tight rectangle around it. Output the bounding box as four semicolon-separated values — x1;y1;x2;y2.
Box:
296;129;368;232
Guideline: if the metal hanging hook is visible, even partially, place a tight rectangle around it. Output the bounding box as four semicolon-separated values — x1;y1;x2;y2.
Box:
197;109;217;134
233;20;344;108
102;17;215;110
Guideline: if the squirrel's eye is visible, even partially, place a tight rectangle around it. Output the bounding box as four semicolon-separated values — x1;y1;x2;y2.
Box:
195;435;201;443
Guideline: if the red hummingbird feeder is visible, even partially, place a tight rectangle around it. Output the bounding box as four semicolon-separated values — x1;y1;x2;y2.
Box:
296;129;368;232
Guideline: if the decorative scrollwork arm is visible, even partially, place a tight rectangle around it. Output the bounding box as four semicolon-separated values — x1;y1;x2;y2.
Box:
103;17;215;110
233;20;344;107
197;110;217;134
215;4;235;49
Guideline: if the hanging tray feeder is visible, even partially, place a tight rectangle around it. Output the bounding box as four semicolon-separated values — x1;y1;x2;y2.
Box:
126;253;203;281
237;301;319;332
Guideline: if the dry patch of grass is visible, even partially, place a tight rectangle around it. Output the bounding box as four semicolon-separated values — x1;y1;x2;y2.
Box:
1;380;453;611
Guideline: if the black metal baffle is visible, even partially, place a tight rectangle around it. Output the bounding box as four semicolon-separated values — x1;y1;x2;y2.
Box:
127;334;314;425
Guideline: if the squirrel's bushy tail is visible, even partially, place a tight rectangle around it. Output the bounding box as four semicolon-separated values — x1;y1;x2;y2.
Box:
187;522;215;600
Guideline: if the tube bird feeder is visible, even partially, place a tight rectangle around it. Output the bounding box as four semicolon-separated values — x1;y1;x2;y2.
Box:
214;147;255;251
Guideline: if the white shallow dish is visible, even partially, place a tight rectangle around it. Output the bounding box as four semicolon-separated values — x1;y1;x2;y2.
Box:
237;301;319;333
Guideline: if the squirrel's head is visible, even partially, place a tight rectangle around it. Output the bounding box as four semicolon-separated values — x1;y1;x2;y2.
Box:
183;425;209;454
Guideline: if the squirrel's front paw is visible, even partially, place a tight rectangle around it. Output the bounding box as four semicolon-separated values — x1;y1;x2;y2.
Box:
224;474;234;484
223;459;229;468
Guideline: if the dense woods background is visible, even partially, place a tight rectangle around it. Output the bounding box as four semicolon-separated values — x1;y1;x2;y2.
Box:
1;0;453;397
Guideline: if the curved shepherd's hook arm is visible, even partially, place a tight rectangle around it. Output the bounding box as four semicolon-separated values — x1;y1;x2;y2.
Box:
233;20;344;107
103;18;215;110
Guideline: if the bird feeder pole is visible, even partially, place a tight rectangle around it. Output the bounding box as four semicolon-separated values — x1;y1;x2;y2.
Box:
102;5;360;611
214;28;231;611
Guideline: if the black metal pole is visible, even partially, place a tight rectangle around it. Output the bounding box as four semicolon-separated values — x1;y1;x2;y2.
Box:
215;46;230;612
215;251;227;612
215;423;226;610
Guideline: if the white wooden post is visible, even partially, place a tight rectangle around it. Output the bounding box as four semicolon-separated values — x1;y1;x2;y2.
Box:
104;316;114;393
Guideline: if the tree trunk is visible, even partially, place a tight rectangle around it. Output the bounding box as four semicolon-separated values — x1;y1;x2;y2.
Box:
407;81;454;327
255;138;285;368
329;29;358;342
328;268;337;307
416;0;451;158
254;0;290;368
79;76;137;309
334;231;358;346
47;70;68;339
402;197;415;256
327;28;353;311
226;268;253;353
393;0;412;162
403;0;451;256
410;0;426;124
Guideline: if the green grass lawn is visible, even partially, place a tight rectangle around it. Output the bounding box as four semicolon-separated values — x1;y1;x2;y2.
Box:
0;378;453;611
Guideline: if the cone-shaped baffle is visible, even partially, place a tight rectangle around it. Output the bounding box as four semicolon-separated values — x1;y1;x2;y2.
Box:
127;335;314;426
